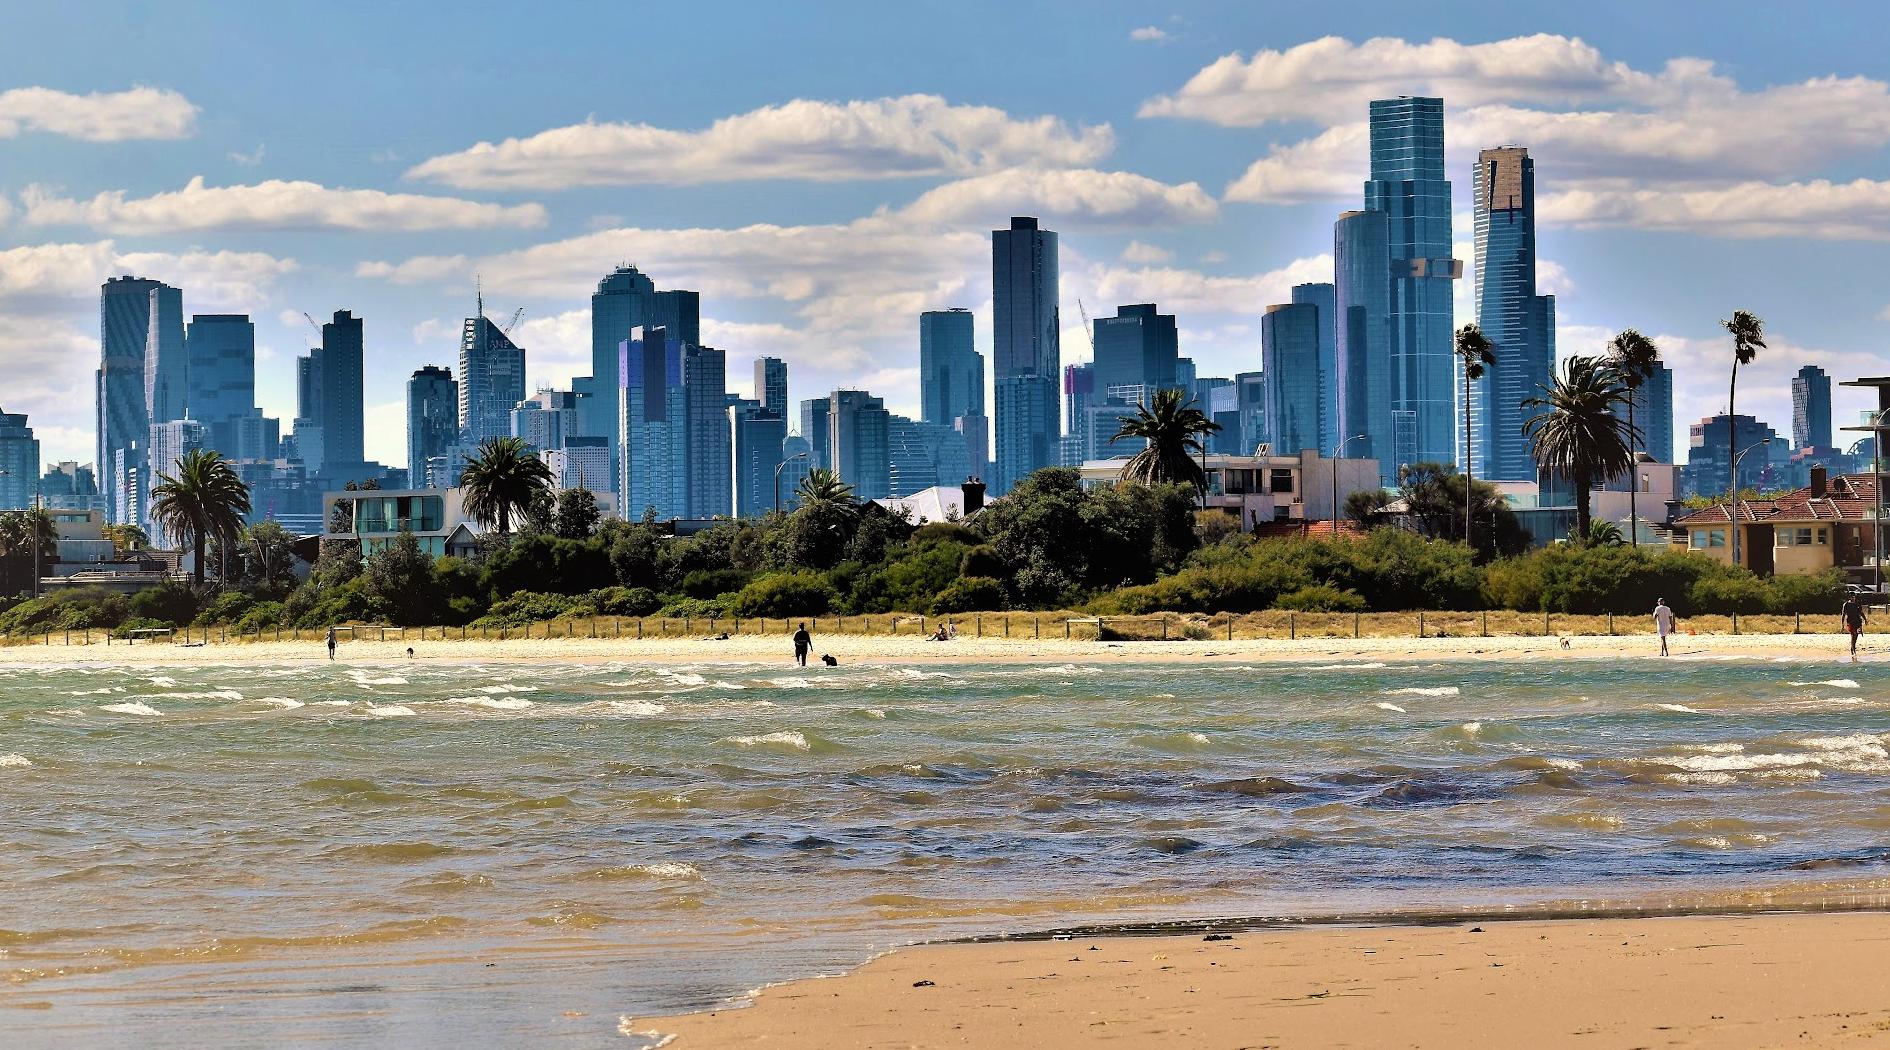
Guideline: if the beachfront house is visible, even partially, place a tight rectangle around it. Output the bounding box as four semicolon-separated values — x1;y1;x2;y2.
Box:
321;487;483;558
1668;468;1882;579
1078;449;1380;533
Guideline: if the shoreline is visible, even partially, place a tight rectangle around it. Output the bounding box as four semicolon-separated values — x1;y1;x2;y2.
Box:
627;908;1890;1048
0;630;1879;666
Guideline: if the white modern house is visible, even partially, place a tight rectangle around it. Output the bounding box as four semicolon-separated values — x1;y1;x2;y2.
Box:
1078;449;1380;531
321;487;482;558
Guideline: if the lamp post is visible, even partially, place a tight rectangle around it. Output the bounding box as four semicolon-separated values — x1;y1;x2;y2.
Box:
773;452;809;516
1729;437;1772;570
0;469;41;598
1331;434;1370;528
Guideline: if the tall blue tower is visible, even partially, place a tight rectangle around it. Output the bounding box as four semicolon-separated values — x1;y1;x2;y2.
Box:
1472;145;1555;481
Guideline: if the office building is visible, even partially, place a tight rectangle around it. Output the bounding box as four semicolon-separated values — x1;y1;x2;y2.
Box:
319;310;365;468
617;326;687;521
829;390;890;501
1261;303;1324;455
1793;365;1833;450
407;366;458;488
754;357;788;414
1471;145;1556;481
1289;283;1338;455
40;462;104;514
0;409;40;511
1682;413;1783;499
682;342;731;518
1359;97;1459;475
889;415;974;498
799;397;832;472
1092;303;1178;402
1638;364;1675;463
1235;371;1266;455
511;388;579;452
289;351;323;470
544;436;610;493
991;216;1059;494
919;307;986;477
147;418;210;534
143;283;187;460
586;265;701;492
458;310;526;448
184;314;260;455
1334;209;1395;479
98;276;180;522
779;435;813;510
1203;381;1242;455
221;408;278;462
733;401;788;517
1175;356;1197;394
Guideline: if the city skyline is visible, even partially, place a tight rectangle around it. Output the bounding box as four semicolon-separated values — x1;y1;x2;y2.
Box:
5;5;1890;475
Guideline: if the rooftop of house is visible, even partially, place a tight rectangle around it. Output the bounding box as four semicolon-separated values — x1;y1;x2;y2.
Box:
1672;473;1881;527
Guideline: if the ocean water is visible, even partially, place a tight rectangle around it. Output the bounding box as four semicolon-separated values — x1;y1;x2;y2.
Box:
5;656;1890;1047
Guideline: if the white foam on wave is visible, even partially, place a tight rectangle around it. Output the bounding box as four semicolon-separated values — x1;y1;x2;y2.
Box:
1794;697;1868;707
367;704;415;718
312;700;352;707
617;1022;676;1048
1823;679;1862;689
1385;686;1459;697
624;862;699;879
1311;662;1387;671
100;701;162;716
1372;701;1406;712
662;672;708;687
1542;757;1583;771
477;684;541;694
0;753;31;768
136;689;244;701
69;686;124;696
1654;703;1701;713
723;731;811;751
442;696;536;711
606;699;667;717
768;677;812;689
863;708;887;719
145;676;177;688
1664;771;1738;786
346;670;408;686
247;697;305;709
1458;721;1483;736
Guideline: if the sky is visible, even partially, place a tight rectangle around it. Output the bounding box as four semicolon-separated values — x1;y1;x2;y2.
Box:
4;0;1890;469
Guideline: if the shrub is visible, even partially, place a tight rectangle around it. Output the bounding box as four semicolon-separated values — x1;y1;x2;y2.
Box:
193;588;256;626
730;572;839;617
679;568;752;599
0;588;129;634
1689;572;1768;615
850;541;969;612
929;576;1005;615
912;521;979;547
113;616;173;640
472;591;585;627
232;601;285;633
959;545;1004;579
1764;570;1845;614
656;595;733;620
128;580;200;626
585;586;662;616
1274;584;1369;612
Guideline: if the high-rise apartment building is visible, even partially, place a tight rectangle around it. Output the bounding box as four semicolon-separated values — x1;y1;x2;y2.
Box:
407;366;458;487
778;435;813;509
991;217;1059;494
184;314;258;456
319;310;365;468
617;326;686;520
1362;97;1459;473
1639;363;1675;463
1684;413;1782;498
1261;303;1324;455
889;415;974;498
1235;371;1267;455
1793;364;1833;450
1334;209;1395;479
1092;303;1179;403
143;283;187;446
830;390;891;501
290;351;324;470
799;397;832;472
1289;283;1337;455
546;436;611;494
510;388;578;452
682;343;731;518
587;265;700;492
920;308;987;477
732;401;788;517
754;357;789;414
1472;145;1555;481
97;276;180;522
0;409;40;511
458;312;525;449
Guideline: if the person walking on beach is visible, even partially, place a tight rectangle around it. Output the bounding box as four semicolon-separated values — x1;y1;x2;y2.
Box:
792;622;811;667
1842;594;1868;656
325;626;338;661
1653;598;1676;656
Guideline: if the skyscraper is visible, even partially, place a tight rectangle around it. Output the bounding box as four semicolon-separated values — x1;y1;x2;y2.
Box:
754;357;788;414
732;401;787;517
458;311;526;448
143;283;187;445
888;415;974;498
991;217;1059;494
1261;303;1324;455
407;366;458;487
587;265;700;491
1092;303;1179;400
1472;145;1556;481
185;314;259;456
1235;371;1267;455
779;435;813;509
98;276;180;523
1363;97;1459;472
291;350;324;470
1792;364;1833;450
829;389;890;501
319;310;365;468
0;409;39;511
1289;282;1338;455
682;343;731;518
617;326;686;520
510;388;578;452
1334;209;1395;478
1639;363;1675;463
799;398;832;472
920;308;986;477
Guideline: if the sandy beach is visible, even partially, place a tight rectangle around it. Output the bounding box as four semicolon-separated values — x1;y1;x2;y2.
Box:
0;630;1879;666
628;912;1890;1048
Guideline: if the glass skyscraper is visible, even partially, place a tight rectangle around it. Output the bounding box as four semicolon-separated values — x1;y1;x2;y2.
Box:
920;308;986;477
799;397;831;472
888;415;974;498
0;409;39;511
754;357;788;414
1472;146;1556;481
98;276;181;523
1092;303;1178;401
319;310;365;468
1289;282;1337;456
732;400;787;517
458;312;526;449
185;313;259;457
830;389;891;501
1793;364;1833;450
682;343;731;518
1261;303;1324;455
618;327;686;520
1334;209;1395;480
406;365;457;488
991;217;1059;495
587;266;700;493
1363;97;1459;473
1639;363;1675;463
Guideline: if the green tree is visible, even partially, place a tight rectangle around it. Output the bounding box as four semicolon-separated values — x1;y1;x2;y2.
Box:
0;508;57;559
1721;309;1766;562
1522;356;1639;543
362;530;437;625
1605;329;1661;547
229;519;299;593
459;436;553;535
150;449;252;586
1453;324;1496;546
1112;388;1221;494
101;523;149;557
1395;462;1531;560
554;488;602;539
795;468;858;511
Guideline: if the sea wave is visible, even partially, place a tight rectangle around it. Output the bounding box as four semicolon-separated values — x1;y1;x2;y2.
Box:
723;731;813;751
247;697;305;709
367;704;416;718
99;701;162;716
1385;686;1459;697
0;753;31;768
441;696;536;711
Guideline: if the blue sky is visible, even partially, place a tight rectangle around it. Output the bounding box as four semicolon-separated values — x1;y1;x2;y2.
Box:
4;0;1890;467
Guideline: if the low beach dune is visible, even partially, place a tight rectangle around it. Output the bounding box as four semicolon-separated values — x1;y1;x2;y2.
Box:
630;912;1890;1048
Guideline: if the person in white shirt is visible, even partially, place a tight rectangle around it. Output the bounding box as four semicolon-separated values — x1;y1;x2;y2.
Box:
1653;598;1676;656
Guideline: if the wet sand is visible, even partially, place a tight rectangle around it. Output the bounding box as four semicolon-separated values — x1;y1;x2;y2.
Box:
0;630;1878;667
627;911;1890;1048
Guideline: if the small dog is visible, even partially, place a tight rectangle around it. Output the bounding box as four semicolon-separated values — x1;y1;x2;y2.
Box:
820;653;839;666
1558;637;1572;649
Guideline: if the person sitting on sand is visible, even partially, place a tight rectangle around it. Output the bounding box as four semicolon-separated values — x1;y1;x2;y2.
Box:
1653;598;1676;656
932;624;950;641
1842;594;1868;656
792;622;811;667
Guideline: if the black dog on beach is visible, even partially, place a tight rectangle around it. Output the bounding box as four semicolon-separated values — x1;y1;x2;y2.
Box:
820;654;838;666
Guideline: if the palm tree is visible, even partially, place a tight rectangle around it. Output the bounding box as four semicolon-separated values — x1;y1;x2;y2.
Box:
1605;329;1661;547
150;449;252;586
459;437;553;535
1113;388;1221;494
0;508;56;558
1522;356;1640;543
795;467;858;511
1454;324;1497;547
1721;310;1767;510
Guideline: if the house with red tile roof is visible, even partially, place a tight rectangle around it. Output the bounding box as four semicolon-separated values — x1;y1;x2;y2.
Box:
1669;468;1882;578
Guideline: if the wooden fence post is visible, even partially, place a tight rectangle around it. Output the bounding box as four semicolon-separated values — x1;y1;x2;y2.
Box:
1481;610;1488;637
1544;608;1551;636
1289;612;1296;640
1353;612;1360;639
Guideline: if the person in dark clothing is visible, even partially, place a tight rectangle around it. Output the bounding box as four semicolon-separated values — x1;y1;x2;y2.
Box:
792;623;811;667
1842;595;1869;656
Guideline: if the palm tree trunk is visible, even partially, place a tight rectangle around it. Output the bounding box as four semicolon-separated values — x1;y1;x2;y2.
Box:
1575;473;1593;544
1626;391;1638;548
193;533;205;586
1728;360;1740;568
1463;365;1473;548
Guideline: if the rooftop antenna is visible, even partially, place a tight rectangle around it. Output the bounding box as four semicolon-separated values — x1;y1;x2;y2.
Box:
476;274;484;320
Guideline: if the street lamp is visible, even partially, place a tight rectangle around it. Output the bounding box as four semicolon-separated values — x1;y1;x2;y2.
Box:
0;469;42;598
1331;434;1370;527
773;452;809;515
1729;437;1772;570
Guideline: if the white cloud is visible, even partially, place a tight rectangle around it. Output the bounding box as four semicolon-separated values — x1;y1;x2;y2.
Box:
0;196;11;226
1120;240;1173;264
356;255;472;284
1077;254;1333;316
1651;330;1883;453
228;144;265;166
1130;26;1171;43
1542;179;1890;240
406;95;1113;189
0;86;197;141
410;317;461;347
23;177;546;234
1537;259;1575;296
1223;122;1364;204
896;168;1216;228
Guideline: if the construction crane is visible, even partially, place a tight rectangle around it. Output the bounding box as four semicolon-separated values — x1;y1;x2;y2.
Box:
1076;298;1096;356
301;312;322;343
505;307;525;334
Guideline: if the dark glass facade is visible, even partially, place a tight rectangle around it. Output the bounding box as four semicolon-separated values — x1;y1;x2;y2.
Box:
991;217;1059;494
1289;282;1338;456
1472;146;1556;481
1261;303;1324;455
1334;209;1396;480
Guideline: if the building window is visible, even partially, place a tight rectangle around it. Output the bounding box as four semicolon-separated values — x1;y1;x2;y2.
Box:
1707;528;1727;548
1818;528;1829;545
1270;468;1294;493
